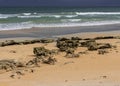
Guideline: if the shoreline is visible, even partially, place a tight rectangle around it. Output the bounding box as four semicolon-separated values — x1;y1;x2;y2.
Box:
0;24;120;39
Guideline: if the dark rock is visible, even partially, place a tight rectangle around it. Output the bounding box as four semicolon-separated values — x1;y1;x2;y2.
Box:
98;49;108;55
98;43;112;49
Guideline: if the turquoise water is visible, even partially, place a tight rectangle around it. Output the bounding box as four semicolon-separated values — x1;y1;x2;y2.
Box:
0;7;120;30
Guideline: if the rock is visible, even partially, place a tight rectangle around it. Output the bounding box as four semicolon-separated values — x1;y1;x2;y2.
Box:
33;47;49;57
65;48;75;56
0;59;26;72
9;50;16;53
42;57;57;65
78;51;88;54
71;37;82;40
65;48;79;58
57;38;79;51
86;40;98;51
26;58;41;67
98;49;108;55
57;38;70;42
20;40;32;45
40;39;54;43
10;74;15;78
94;36;115;40
81;40;96;47
0;42;5;47
0;40;17;47
81;40;112;51
98;43;112;49
64;61;74;65
0;59;16;71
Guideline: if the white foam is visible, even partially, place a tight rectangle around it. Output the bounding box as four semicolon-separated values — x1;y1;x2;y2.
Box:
53;15;61;18
76;12;120;15
22;13;31;16
0;20;120;31
61;19;82;22
65;15;78;18
0;14;18;19
0;12;120;19
18;15;42;18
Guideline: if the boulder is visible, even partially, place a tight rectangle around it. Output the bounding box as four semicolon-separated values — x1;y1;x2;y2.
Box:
57;38;79;51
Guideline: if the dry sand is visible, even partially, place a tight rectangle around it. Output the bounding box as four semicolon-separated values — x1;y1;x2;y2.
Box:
0;32;120;86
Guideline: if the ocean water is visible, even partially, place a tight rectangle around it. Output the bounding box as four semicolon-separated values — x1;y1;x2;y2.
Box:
0;7;120;30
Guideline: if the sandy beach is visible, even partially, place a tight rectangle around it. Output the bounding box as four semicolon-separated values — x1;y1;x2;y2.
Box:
0;25;120;86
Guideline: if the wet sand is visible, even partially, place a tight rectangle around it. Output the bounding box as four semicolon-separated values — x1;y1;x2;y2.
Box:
0;24;120;39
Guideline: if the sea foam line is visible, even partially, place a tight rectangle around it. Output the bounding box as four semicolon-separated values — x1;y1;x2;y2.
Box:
76;12;120;15
1;12;120;19
0;20;120;31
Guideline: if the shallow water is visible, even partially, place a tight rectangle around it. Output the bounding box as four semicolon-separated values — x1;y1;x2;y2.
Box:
0;7;120;30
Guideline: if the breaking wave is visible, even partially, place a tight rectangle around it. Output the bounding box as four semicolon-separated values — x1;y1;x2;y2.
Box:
0;11;120;30
0;12;120;19
0;20;120;30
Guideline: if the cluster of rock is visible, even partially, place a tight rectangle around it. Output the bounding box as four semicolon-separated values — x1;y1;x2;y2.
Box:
56;37;81;58
0;59;25;72
0;46;58;78
26;47;58;67
0;39;54;47
0;36;117;78
57;37;114;56
81;40;112;51
0;37;114;72
57;37;80;51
